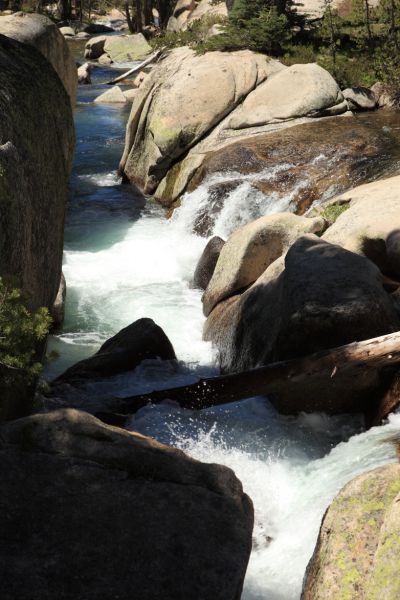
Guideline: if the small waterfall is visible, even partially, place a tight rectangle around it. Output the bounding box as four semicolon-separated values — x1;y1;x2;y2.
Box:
47;68;400;600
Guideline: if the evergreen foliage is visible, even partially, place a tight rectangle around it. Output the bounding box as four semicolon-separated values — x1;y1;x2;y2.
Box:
0;277;51;381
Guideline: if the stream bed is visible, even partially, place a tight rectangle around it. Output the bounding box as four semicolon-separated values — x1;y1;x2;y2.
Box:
45;58;400;599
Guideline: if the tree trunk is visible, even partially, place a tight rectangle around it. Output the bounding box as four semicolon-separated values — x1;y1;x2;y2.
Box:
125;0;135;33
97;331;400;419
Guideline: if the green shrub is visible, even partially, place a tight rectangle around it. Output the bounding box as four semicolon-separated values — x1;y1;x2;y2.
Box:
0;277;51;382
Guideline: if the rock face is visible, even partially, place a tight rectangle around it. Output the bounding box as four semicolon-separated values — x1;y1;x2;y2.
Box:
302;464;400;600
322;175;400;278
205;235;400;383
0;12;77;104
57;318;176;382
84;33;151;62
192;236;225;290
0;409;254;600
0;34;74;311
203;213;326;316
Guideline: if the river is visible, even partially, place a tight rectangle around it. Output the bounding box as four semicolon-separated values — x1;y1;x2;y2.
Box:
45;55;400;599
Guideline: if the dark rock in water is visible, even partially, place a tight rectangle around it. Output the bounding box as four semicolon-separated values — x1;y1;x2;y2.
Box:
0;409;254;600
192;236;225;290
84;23;114;33
205;236;400;412
57;318;176;382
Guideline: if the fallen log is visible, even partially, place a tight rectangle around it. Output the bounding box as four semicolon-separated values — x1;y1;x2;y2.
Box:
105;331;400;418
106;50;162;85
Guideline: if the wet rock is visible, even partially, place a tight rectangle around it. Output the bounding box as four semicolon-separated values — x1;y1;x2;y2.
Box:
192;236;225;290
0;12;77;104
56;318;176;382
0;409;254;600
76;31;90;39
205;236;400;387
302;464;400;600
203;213;326;316
51;272;66;329
154;109;394;210
78;61;91;84
343;86;377;110
94;85;127;103
322;175;400;278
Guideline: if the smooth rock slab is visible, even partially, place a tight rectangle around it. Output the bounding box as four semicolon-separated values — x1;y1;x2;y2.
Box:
0;409;254;600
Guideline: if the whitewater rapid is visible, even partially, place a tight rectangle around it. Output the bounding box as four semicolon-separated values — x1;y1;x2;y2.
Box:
47;63;400;599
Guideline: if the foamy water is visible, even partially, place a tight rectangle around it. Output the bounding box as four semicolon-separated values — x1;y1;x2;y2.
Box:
47;69;400;599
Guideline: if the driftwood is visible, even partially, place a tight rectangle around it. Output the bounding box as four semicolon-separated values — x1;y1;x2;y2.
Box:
101;331;400;418
106;50;162;85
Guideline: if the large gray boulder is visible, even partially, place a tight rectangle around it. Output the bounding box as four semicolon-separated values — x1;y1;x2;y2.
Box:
302;464;400;600
204;236;400;412
119;47;282;194
0;409;254;600
0;33;74;312
0;12;77;104
228;63;346;130
203;213;326;316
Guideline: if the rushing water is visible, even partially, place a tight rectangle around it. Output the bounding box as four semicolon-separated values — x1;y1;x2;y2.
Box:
46;59;400;598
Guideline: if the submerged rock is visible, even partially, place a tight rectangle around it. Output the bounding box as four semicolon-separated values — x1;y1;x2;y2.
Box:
56;318;176;382
0;409;254;600
0;12;77;104
302;464;400;600
192;236;225;290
